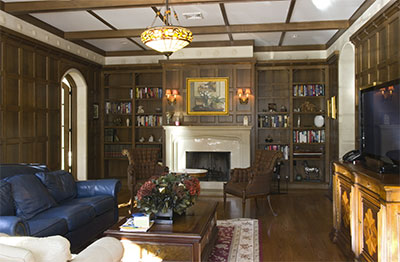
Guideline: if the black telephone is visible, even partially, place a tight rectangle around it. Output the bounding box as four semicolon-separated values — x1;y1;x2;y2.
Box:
343;150;362;162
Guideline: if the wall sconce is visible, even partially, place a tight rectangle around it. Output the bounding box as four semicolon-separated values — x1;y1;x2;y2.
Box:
165;89;179;105
237;88;251;104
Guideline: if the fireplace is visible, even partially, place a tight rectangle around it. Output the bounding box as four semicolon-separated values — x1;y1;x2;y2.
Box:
186;152;231;181
163;126;252;188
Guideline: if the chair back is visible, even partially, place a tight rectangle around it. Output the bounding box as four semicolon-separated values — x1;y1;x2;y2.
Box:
125;148;160;180
253;150;283;174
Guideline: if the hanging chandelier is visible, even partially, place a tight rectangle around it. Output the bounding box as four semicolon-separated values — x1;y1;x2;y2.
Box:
141;0;193;57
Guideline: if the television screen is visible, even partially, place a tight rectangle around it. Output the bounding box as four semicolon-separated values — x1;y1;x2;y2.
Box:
360;79;400;167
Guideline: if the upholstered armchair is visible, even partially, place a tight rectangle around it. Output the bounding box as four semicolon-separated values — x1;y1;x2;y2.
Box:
223;150;283;217
122;148;168;213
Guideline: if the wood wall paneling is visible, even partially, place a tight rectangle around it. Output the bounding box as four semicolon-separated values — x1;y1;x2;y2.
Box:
351;2;399;149
1;28;101;179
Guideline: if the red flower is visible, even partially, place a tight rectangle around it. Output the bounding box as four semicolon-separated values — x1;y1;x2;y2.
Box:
137;180;156;200
184;178;200;196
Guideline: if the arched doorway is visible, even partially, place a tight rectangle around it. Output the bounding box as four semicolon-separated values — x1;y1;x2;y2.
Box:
61;69;88;180
338;42;356;158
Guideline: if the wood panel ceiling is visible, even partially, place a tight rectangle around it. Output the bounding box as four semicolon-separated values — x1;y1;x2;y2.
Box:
1;0;375;56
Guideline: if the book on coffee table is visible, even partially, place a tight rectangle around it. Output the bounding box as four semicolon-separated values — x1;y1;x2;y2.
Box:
119;217;154;232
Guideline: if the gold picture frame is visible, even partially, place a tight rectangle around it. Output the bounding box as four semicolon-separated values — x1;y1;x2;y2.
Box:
186;77;229;115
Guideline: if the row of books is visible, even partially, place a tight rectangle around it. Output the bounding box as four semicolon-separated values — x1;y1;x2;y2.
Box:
293;84;325;97
136;87;163;99
265;145;289;160
105;102;132;114
258;115;289;128
104;144;131;158
136;115;163;127
104;128;117;142
293;130;325;143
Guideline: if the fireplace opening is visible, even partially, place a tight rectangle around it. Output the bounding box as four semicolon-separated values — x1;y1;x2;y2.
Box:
186;152;231;181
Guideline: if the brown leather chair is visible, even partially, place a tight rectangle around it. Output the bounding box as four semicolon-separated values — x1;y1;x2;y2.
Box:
223;150;283;217
122;148;168;213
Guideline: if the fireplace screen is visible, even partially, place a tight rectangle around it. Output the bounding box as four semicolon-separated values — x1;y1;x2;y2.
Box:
186;152;231;181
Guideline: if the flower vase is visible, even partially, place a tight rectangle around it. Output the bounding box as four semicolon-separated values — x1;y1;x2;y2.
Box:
154;208;173;224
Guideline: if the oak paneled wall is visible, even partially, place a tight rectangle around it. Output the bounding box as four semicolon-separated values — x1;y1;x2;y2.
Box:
161;59;256;127
0;27;102;179
351;1;400;148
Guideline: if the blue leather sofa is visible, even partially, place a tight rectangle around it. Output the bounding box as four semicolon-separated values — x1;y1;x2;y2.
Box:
0;164;121;251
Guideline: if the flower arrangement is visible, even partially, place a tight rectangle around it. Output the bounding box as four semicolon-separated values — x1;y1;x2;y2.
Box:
135;173;201;215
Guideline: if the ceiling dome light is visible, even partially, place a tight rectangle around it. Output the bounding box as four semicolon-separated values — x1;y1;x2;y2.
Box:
312;0;332;10
141;0;193;57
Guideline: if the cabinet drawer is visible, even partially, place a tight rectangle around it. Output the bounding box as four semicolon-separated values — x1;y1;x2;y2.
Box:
121;240;192;261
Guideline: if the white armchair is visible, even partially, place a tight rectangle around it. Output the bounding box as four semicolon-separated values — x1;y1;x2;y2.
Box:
0;234;123;262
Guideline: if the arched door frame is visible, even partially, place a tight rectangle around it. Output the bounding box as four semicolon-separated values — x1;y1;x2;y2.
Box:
61;68;88;181
338;42;356;158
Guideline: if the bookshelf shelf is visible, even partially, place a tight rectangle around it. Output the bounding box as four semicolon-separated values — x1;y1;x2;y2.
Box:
101;68;163;179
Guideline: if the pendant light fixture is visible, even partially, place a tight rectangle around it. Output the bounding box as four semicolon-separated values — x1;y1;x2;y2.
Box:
141;0;193;57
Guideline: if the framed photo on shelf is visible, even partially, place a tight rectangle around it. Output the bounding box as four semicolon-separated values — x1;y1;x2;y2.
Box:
186;77;229;115
93;103;99;119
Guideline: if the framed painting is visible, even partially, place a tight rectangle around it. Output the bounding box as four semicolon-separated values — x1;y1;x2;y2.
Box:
186;77;229;115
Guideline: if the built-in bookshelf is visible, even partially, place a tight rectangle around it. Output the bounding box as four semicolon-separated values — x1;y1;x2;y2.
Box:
256;65;330;185
101;68;163;179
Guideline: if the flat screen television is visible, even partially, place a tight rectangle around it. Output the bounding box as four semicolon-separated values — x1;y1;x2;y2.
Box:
360;78;400;173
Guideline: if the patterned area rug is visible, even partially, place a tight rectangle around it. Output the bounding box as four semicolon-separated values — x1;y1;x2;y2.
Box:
208;218;260;262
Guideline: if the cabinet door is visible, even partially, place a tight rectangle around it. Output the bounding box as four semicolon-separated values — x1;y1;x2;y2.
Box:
358;189;380;262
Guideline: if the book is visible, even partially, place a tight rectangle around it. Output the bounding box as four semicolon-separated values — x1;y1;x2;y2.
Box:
120;217;154;232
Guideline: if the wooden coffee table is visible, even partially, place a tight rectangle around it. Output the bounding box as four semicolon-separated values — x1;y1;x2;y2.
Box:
105;201;218;262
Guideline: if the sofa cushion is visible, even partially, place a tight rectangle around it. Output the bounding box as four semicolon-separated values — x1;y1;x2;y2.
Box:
33;205;96;231
35;170;77;203
0;164;48;180
0;235;72;262
5;175;57;220
0;180;14;216
62;195;114;216
26;217;68;237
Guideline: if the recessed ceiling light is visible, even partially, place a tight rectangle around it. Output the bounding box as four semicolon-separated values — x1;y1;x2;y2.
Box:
121;41;129;45
291;34;298;39
312;0;332;10
182;12;203;20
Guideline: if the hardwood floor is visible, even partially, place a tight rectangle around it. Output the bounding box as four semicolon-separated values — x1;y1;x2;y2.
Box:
117;186;350;261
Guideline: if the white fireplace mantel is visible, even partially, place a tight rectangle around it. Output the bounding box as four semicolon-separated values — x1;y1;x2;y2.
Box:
163;126;252;172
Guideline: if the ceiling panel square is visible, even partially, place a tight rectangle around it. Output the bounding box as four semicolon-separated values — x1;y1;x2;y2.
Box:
283;30;338;45
193;34;230;42
31;11;110;32
291;0;365;22
93;8;164;29
84;38;143;51
233;32;281;46
225;1;291;24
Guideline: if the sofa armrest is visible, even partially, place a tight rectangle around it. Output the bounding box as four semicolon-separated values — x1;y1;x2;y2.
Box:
76;179;121;199
0;217;29;236
71;237;123;262
0;243;35;262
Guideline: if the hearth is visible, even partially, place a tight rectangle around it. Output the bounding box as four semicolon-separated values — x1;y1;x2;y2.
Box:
186;152;231;181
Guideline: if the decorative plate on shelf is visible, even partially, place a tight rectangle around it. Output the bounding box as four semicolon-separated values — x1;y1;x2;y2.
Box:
314;115;325;127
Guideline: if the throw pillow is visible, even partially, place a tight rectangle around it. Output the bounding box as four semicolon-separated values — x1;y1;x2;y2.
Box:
5;174;57;220
0;180;14;216
35;170;77;203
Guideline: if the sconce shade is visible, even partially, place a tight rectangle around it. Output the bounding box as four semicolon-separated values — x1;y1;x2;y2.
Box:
172;89;179;96
165;89;172;96
245;88;251;95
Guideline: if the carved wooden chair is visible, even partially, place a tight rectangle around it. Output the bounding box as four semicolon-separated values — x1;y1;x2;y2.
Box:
122;148;168;213
223;150;283;217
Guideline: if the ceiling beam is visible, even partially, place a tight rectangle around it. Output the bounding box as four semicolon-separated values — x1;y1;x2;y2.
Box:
279;0;296;46
4;0;285;14
65;20;348;40
255;44;326;52
219;3;233;42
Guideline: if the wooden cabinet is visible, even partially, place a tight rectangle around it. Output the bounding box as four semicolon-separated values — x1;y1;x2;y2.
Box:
101;68;163;179
256;64;330;184
332;162;400;262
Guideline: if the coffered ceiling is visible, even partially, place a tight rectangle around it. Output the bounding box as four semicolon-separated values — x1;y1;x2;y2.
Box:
1;0;374;56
